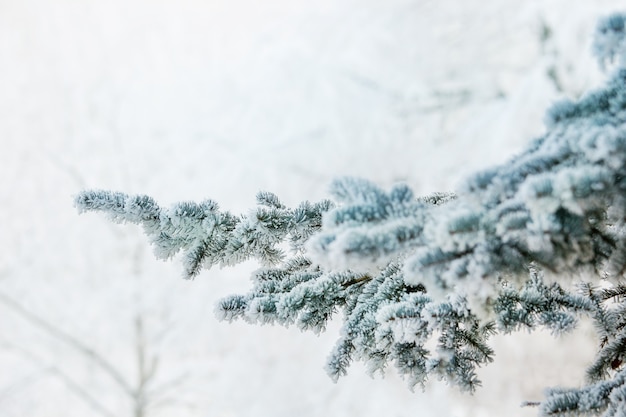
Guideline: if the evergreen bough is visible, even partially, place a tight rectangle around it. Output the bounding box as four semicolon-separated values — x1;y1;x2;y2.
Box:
75;13;626;416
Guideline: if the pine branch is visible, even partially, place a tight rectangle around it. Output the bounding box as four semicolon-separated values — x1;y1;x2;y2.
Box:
73;12;626;415
540;369;626;417
75;190;332;279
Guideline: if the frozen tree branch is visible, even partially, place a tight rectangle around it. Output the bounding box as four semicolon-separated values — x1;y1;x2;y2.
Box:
75;12;626;416
75;190;332;279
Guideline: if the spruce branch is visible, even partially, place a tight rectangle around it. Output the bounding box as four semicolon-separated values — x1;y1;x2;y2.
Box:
74;12;626;415
75;190;332;279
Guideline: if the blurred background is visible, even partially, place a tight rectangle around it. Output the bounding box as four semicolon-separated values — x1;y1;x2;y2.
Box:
0;1;624;416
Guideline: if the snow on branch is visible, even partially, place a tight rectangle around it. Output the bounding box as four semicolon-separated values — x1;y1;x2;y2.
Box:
303;82;626;314
75;12;626;415
75;190;332;278
594;13;626;70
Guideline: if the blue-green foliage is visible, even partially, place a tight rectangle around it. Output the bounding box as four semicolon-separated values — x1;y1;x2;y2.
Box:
76;190;332;278
75;13;626;416
541;370;626;417
594;13;626;70
308;70;626;305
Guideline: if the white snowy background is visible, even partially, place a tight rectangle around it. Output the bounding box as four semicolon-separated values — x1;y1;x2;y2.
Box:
0;1;624;416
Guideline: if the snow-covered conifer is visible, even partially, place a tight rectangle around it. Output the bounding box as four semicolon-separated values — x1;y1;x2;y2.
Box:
75;12;626;416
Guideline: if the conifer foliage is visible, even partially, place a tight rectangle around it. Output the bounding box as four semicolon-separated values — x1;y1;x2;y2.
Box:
76;13;626;416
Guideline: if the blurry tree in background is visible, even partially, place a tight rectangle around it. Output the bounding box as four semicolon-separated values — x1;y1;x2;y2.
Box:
77;13;626;416
1;293;174;417
0;216;200;416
